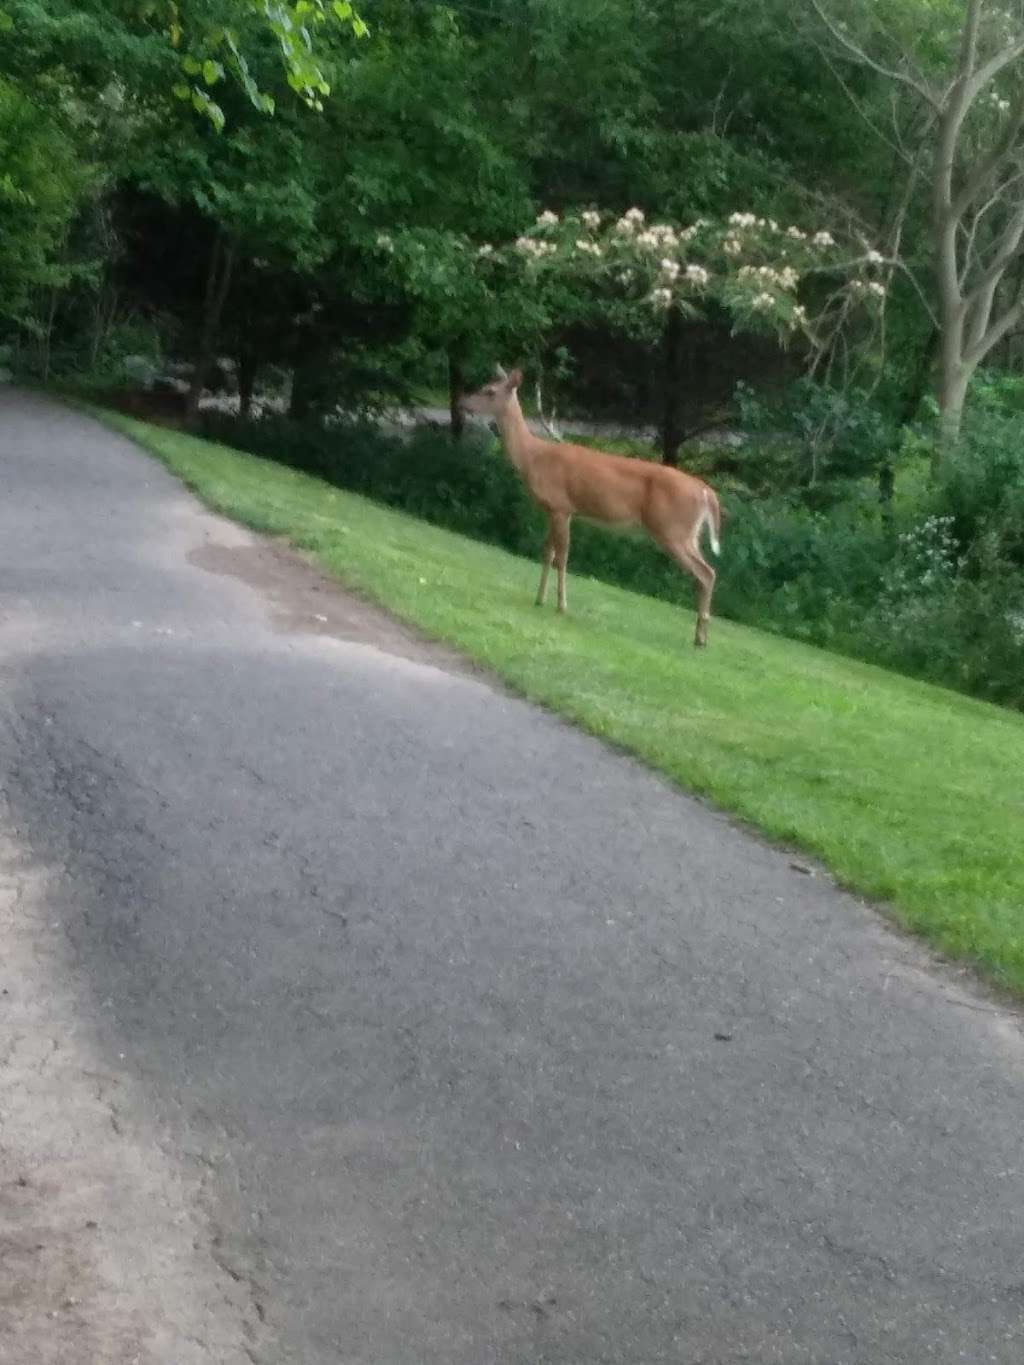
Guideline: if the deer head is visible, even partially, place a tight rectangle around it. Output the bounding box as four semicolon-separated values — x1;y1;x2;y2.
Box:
460;367;523;420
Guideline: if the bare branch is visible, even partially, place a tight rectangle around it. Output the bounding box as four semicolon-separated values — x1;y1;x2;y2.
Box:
959;165;1024;285
807;0;939;107
534;376;563;441
958;0;983;90
814;43;907;158
964;200;1024;302
968;289;1024;365
710;66;737;138
951;99;1024;219
964;36;1024;108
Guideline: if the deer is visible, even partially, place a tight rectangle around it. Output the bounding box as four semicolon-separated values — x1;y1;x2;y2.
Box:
460;367;722;647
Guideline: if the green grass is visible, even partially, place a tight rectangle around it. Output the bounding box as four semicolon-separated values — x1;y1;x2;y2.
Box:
95;407;1024;996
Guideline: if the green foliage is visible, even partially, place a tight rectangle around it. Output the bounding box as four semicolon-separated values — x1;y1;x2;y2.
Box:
0;76;96;328
735;379;898;494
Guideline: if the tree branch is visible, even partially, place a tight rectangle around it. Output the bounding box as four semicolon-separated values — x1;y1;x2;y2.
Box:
814;43;907;158
937;0;984;216
968;289;1024;366
959;165;1024;287
964;199;1024;303
951;99;1024;220
806;0;939;107
964;35;1024;108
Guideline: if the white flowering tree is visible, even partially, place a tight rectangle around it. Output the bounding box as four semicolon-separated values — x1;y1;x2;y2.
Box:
809;0;1024;449
372;228;552;436
476;206;888;461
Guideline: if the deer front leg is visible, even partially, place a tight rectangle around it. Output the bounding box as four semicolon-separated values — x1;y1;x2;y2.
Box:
551;512;571;613
535;530;555;606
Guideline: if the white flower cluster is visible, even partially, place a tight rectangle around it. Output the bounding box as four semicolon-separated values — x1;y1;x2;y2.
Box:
617;269;635;286
989;90;1012;114
723;237;742;256
750;292;775;311
581;210;602;230
728;213;780;232
515;236;557;258
536;210;559;228
851;279;886;298
812;230;835;248
632;224;679;252
614;207;646;234
476;243;494;258
684;263;710;286
660;258;680;280
739;263;799;290
575;239;603;256
786;226;807;241
865;249;884;265
649;286;674;309
376;233;394;252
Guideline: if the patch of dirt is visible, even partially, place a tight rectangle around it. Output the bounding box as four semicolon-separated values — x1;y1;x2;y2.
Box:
187;538;474;675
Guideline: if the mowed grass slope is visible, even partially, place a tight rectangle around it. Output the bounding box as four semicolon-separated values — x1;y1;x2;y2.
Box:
98;409;1024;994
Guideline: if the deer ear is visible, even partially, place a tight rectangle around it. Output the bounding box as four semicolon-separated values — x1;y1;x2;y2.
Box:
507;368;523;388
494;364;508;380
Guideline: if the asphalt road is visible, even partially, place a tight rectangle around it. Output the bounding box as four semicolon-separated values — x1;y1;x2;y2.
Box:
2;389;1023;1364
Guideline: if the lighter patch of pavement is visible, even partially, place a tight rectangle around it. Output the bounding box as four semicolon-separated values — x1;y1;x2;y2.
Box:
1;388;1023;1364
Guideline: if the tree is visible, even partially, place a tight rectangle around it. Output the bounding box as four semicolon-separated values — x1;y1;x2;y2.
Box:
477;205;887;460
809;0;1024;448
316;2;535;430
1;1;367;131
0;78;95;337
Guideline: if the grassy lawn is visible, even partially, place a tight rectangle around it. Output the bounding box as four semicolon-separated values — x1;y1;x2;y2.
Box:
96;407;1024;996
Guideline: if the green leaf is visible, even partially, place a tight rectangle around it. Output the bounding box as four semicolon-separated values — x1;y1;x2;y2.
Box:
172;82;191;100
202;59;221;86
332;0;353;19
352;16;369;37
181;54;201;75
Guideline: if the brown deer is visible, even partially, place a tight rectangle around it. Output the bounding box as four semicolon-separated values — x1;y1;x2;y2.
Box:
461;368;722;647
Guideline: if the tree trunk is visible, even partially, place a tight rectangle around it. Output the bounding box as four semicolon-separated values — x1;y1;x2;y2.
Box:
39;286;59;382
659;306;683;465
448;348;465;441
936;350;971;476
238;352;257;420
185;233;236;429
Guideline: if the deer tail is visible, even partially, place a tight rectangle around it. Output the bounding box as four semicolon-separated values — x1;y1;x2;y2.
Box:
702;487;721;557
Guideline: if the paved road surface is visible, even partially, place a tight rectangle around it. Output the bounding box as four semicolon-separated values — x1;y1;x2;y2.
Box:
1;389;1022;1364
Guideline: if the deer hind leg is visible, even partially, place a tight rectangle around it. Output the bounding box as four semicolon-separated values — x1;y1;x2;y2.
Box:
658;536;716;647
535;530;556;606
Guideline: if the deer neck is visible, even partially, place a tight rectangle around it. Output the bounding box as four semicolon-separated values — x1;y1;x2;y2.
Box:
496;394;541;475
